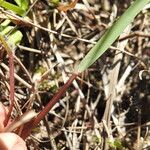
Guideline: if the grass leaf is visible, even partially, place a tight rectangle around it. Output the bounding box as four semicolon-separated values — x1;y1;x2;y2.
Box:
0;0;25;16
76;0;150;73
14;0;29;11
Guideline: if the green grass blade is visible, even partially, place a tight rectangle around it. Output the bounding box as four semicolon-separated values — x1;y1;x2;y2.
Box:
8;30;23;48
14;0;29;11
76;0;150;73
0;0;25;16
0;26;14;36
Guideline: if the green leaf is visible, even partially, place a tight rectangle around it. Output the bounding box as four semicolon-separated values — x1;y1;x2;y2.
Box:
14;0;29;11
0;26;14;36
0;29;23;54
0;19;11;27
76;0;150;73
0;0;25;16
8;30;23;48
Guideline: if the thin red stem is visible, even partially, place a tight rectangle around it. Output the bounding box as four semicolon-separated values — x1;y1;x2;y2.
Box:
4;53;15;126
21;73;78;139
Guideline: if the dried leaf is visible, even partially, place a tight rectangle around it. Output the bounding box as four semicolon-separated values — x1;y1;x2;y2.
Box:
57;0;78;12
